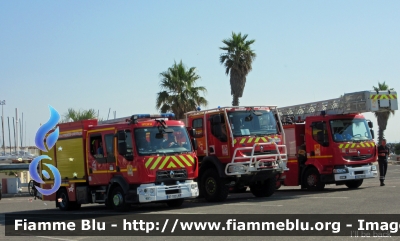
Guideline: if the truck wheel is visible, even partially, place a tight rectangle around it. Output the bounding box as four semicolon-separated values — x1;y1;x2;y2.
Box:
345;179;363;189
250;176;276;197
303;168;325;191
57;189;71;211
110;186;130;211
166;198;184;208
201;168;229;202
28;180;35;196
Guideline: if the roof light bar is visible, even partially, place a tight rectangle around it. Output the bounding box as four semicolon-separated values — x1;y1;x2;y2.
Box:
133;113;175;119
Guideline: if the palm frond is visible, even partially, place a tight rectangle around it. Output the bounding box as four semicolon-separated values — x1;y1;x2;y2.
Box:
156;61;208;119
220;32;256;105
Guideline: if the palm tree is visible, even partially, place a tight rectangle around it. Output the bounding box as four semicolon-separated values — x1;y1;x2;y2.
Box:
220;32;256;106
156;60;208;119
61;108;100;122
373;81;396;144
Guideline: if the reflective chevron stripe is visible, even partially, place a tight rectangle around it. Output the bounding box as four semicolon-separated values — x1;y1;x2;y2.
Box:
234;136;279;144
370;94;397;100
338;142;375;148
144;155;195;170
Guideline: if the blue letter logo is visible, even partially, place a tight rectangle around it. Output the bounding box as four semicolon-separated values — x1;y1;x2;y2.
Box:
29;105;62;196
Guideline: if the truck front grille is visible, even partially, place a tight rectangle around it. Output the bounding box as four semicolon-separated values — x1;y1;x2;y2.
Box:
343;155;372;161
243;150;278;156
156;169;187;182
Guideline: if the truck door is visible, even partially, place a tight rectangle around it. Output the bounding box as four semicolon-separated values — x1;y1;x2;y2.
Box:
88;133;109;185
103;131;117;177
307;121;333;169
115;129;136;182
208;113;229;159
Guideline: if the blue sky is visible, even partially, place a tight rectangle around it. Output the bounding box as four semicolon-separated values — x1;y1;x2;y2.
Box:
0;0;399;147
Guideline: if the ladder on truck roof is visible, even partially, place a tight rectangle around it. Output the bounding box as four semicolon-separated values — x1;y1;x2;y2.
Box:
98;113;175;125
184;106;278;116
278;90;398;121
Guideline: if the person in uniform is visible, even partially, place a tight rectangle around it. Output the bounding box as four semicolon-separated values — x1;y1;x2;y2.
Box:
377;139;390;186
162;133;179;148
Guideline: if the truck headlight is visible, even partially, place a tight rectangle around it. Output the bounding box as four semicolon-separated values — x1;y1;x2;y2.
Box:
191;183;198;189
228;165;246;173
371;165;377;171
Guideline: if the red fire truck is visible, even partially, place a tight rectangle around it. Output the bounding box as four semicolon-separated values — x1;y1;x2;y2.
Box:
37;113;199;211
277;90;398;190
184;106;288;202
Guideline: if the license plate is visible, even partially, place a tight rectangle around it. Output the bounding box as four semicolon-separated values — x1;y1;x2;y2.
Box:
355;175;366;179
167;194;181;199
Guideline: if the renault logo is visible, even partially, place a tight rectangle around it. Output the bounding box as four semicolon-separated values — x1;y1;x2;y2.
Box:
169;171;175;178
260;146;264;152
357;151;360;156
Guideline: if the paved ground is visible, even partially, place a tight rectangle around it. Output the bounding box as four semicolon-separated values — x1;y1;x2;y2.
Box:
1;164;400;240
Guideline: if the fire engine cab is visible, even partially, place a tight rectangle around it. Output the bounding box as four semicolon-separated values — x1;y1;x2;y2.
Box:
184;106;288;202
278;90;398;190
37;113;199;211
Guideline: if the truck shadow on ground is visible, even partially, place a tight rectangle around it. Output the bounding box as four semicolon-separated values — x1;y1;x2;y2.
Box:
1;184;377;219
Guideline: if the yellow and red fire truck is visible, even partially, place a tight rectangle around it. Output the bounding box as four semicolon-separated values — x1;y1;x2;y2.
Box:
38;113;199;211
184;106;288;202
278;90;398;190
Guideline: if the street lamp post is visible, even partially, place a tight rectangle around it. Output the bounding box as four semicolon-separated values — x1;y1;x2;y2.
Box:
0;100;5;155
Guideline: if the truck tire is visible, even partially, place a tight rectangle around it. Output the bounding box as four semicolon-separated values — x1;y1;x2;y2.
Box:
201;168;229;202
110;186;130;211
345;179;363;189
166;198;184;208
57;189;71;211
250;176;276;197
56;188;81;211
303;168;325;191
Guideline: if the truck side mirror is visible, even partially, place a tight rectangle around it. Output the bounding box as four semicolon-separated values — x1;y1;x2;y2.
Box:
191;138;198;151
212;115;221;124
368;121;373;128
212;124;222;137
317;131;329;147
370;129;375;139
192;129;196;137
118;142;127;155
317;131;324;143
117;132;126;141
186;127;193;137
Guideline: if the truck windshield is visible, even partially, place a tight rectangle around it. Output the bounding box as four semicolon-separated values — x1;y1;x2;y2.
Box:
330;119;372;142
227;110;278;137
134;126;192;155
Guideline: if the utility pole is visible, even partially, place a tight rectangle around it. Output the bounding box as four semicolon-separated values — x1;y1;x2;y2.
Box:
0;100;5;154
7;117;11;153
12;117;16;153
21;112;23;148
16;108;18;153
19;118;23;149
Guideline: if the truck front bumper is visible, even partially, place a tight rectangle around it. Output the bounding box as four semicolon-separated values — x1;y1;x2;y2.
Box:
137;180;199;203
334;165;378;181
